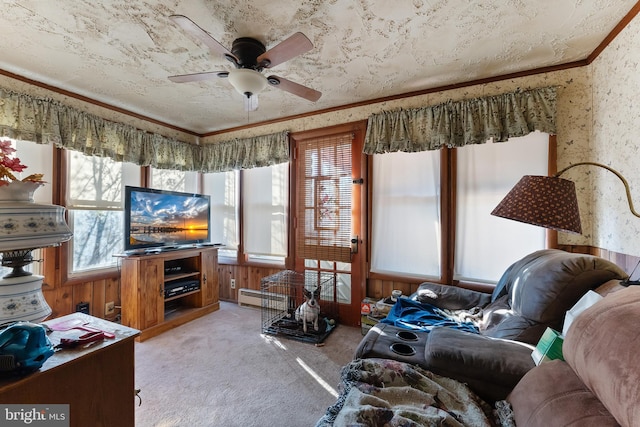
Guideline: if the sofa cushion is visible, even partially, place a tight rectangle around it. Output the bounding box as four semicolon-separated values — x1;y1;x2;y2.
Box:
508;360;618;427
423;326;535;402
353;323;429;368
563;286;640;427
481;249;627;343
479;294;544;344
509;250;626;323
415;282;492;310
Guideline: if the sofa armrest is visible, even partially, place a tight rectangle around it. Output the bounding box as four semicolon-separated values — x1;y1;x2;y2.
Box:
423;327;535;402
415;282;492;310
508;360;618;427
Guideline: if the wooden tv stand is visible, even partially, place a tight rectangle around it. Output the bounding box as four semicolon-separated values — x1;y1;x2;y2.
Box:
119;246;219;341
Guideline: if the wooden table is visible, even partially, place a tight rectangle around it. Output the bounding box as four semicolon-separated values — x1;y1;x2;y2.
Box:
0;313;140;427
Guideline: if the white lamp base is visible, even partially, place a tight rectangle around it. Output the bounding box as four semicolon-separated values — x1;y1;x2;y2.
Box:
0;274;51;324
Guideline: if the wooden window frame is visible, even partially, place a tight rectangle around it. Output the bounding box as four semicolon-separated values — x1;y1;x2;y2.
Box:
366;135;557;291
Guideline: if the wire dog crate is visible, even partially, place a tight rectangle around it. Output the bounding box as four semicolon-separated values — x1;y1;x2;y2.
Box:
261;270;338;344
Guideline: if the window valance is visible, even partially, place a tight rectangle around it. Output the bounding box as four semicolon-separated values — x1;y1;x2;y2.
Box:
200;131;290;172
0;86;288;172
0;87;200;170
363;86;557;154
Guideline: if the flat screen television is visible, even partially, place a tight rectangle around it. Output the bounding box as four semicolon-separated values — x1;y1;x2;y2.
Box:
124;186;211;252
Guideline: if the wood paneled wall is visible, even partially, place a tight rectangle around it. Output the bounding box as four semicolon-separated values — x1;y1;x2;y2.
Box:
217;264;283;302
365;278;424;301
43;263;282;321
43;245;639;322
43;276;121;321
558;245;640;275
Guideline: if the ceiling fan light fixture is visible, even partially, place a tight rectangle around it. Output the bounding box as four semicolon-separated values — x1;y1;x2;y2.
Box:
228;69;267;98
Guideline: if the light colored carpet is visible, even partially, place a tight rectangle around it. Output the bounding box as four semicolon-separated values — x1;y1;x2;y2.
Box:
134;301;363;427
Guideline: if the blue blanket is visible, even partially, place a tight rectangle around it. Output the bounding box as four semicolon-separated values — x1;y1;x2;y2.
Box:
380;297;479;334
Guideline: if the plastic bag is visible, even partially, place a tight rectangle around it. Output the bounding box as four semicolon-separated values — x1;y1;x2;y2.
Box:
562;290;602;336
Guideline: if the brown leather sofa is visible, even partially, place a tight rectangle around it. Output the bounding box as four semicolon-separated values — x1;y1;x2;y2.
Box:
507;284;640;426
355;249;628;402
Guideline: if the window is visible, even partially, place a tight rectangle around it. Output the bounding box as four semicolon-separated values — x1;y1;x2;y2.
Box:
296;134;353;263
455;132;548;281
9;140;54;277
150;167;198;193
371;133;549;283
202;163;288;265
66;152;139;274
14;140;53;204
243;163;288;263
203;170;239;259
371;150;441;278
305;259;352;304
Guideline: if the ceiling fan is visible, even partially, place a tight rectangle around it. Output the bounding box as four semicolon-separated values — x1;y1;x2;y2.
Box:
168;14;322;111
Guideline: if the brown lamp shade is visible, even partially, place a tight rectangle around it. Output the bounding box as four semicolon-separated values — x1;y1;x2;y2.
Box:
491;175;582;234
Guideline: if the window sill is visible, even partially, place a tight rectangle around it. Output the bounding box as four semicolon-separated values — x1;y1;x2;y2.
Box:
218;258;286;270
368;270;440;284
64;267;121;286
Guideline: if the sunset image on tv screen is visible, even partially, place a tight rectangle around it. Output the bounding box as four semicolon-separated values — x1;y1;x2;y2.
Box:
128;190;209;246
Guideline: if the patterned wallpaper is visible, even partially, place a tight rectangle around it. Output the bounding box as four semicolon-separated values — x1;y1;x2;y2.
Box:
3;10;639;256
0;1;635;134
202;66;595;248
591;15;640;256
204;9;640;257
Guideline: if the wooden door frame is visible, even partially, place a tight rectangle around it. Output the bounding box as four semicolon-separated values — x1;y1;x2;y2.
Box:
289;120;367;326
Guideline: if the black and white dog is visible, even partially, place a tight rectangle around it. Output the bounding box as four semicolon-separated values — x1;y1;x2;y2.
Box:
295;286;321;333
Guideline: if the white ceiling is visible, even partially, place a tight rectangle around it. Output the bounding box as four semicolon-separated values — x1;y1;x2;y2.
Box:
0;0;636;135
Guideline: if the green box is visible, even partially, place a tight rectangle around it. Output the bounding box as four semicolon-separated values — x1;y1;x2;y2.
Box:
532;327;564;365
360;314;380;335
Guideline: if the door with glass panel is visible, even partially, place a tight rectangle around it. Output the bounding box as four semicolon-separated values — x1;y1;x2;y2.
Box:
291;123;366;326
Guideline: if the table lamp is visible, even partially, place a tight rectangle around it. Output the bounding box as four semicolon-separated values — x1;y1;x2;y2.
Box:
0;139;72;325
0;178;72;324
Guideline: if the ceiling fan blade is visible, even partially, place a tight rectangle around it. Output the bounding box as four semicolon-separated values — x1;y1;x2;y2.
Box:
267;75;321;102
257;32;313;68
168;71;228;83
169;15;238;62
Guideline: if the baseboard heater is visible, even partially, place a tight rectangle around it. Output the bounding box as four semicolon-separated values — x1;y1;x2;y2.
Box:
238;288;288;311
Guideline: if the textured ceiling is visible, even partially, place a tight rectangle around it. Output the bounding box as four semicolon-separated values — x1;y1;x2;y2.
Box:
0;0;636;135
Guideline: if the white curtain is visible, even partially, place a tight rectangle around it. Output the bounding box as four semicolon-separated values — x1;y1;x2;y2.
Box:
454;132;548;281
150;168;198;193
243;163;288;257
15;140;53;204
203;171;239;251
371;150;441;278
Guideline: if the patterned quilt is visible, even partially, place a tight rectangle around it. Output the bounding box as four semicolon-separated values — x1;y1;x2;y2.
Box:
316;358;510;427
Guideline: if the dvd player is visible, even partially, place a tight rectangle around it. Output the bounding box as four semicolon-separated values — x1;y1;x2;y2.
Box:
164;279;200;299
